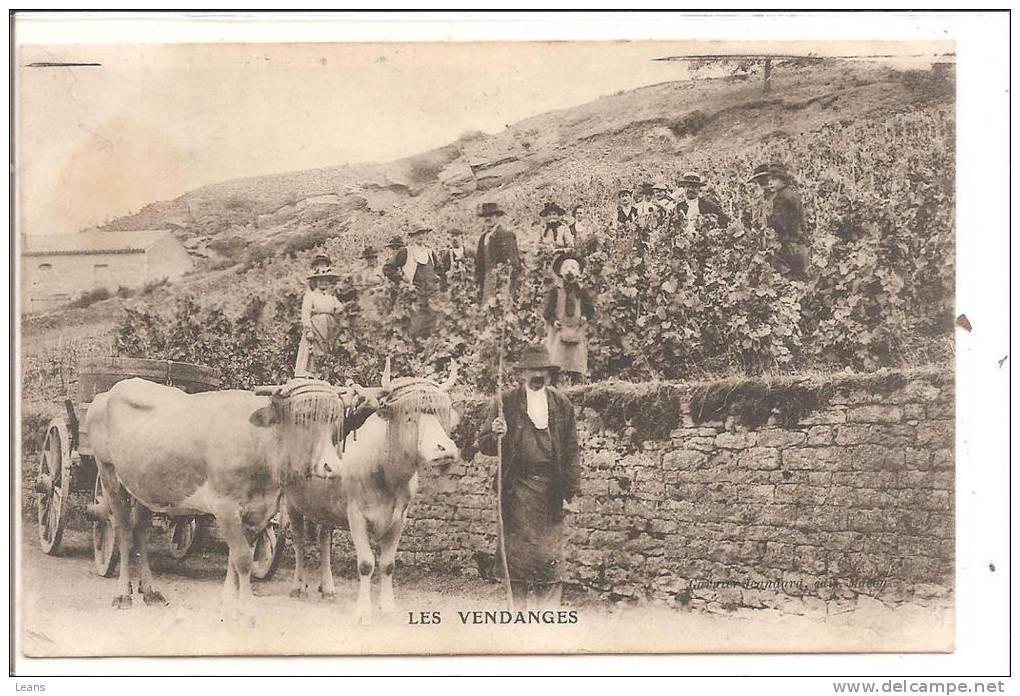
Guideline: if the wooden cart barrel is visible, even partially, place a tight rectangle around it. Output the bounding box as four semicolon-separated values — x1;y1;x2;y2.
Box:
78;357;221;403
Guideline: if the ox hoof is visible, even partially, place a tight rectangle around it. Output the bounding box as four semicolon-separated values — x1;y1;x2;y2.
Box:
112;595;133;610
289;588;308;599
143;590;169;607
320;591;337;602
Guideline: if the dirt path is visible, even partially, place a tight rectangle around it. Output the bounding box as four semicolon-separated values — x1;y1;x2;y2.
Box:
16;524;953;657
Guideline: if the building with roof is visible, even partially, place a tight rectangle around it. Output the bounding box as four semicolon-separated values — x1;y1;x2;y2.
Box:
20;230;193;313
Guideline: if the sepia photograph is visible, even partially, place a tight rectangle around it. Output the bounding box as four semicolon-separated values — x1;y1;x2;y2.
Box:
11;11;1000;669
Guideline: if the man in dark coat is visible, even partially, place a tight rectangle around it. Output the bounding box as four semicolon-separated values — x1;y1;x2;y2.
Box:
382;228;440;338
435;228;468;290
382;227;440;292
675;171;729;232
474;201;522;303
748;163;808;280
477;343;581;609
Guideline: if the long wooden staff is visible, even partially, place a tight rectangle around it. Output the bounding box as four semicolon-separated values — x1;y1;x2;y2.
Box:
494;270;515;611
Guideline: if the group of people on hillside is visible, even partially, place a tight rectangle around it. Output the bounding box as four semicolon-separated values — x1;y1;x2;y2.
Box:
292;160;805;384
289;160;805;610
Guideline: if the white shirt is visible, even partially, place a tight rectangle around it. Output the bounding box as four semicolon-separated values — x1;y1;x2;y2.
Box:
684;198;701;232
402;244;433;282
525;386;549;430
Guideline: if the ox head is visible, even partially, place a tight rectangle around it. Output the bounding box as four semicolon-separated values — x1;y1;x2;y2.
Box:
376;362;460;473
250;380;346;479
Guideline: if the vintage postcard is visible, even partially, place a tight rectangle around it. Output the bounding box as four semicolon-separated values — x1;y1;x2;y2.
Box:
14;21;963;660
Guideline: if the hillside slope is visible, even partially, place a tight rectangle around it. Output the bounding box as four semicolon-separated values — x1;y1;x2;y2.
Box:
96;61;948;268
21;59;954;388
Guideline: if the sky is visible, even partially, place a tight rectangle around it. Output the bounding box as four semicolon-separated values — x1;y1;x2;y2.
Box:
15;39;950;237
17;41;702;237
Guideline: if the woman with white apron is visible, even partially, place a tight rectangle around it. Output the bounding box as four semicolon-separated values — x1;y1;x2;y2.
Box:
543;252;595;385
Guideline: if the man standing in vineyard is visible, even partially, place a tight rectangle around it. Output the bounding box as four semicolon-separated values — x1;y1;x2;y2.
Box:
676;171;729;234
435;228;467;291
477;343;581;609
351;245;382;316
748;163;808;280
383;225;441;338
475;201;521;304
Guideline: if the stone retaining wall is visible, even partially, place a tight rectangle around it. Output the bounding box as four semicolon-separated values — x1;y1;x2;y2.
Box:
398;368;954;612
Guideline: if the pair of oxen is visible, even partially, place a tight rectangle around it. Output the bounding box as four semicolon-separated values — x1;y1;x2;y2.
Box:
84;365;460;624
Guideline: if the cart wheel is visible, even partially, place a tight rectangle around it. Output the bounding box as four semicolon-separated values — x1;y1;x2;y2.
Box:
167;517;200;559
252;519;285;581
92;474;119;577
37;420;71;555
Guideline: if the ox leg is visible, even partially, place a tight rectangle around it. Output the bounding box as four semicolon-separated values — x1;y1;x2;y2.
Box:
347;504;375;624
132;506;168;606
287;506;309;599
377;513;407;615
218;512;255;626
318;526;336;600
97;461;134;609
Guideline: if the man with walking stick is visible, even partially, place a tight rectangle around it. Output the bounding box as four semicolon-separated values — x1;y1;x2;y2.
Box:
476;343;582;609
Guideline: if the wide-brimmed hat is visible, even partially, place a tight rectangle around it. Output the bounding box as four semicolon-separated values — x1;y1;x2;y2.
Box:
310;253;332;268
478;202;505;218
552;251;585;277
307;267;340;282
679;172;706;187
361;246;379;259
516;343;558;371
539;202;566;217
747;163;793;184
386;235;405;249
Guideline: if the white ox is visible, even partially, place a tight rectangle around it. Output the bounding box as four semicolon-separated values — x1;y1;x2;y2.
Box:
85;378;347;618
284;367;459;623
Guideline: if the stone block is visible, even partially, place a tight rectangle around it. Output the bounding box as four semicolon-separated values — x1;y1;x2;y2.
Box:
758;429;808;448
848;405;903;424
915;420;954;448
807;425;834;445
738;447;781;470
663;450;707;470
715;431;758;449
798;408;847;425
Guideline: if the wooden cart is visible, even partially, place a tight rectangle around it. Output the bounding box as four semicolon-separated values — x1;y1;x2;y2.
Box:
34;357;284;580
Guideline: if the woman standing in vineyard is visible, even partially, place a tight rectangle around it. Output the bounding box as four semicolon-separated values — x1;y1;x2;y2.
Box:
543;252;595;385
294;261;346;379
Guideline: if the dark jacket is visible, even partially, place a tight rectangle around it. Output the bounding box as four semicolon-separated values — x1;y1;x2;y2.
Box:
475;223;522;296
766;185;807;278
677;196;730;228
477;386;581;501
766;185;804;243
382;246;439;292
543;284;595;324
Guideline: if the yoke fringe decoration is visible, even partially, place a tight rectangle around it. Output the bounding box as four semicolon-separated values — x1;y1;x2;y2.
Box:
277;379;344;436
380;377;453;465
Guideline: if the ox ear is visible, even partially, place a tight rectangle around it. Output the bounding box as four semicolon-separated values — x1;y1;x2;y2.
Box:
249;399;282;428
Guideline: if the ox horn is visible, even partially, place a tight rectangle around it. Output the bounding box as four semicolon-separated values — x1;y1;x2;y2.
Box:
381;356;392;389
439;360;458;392
254;384;285;396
